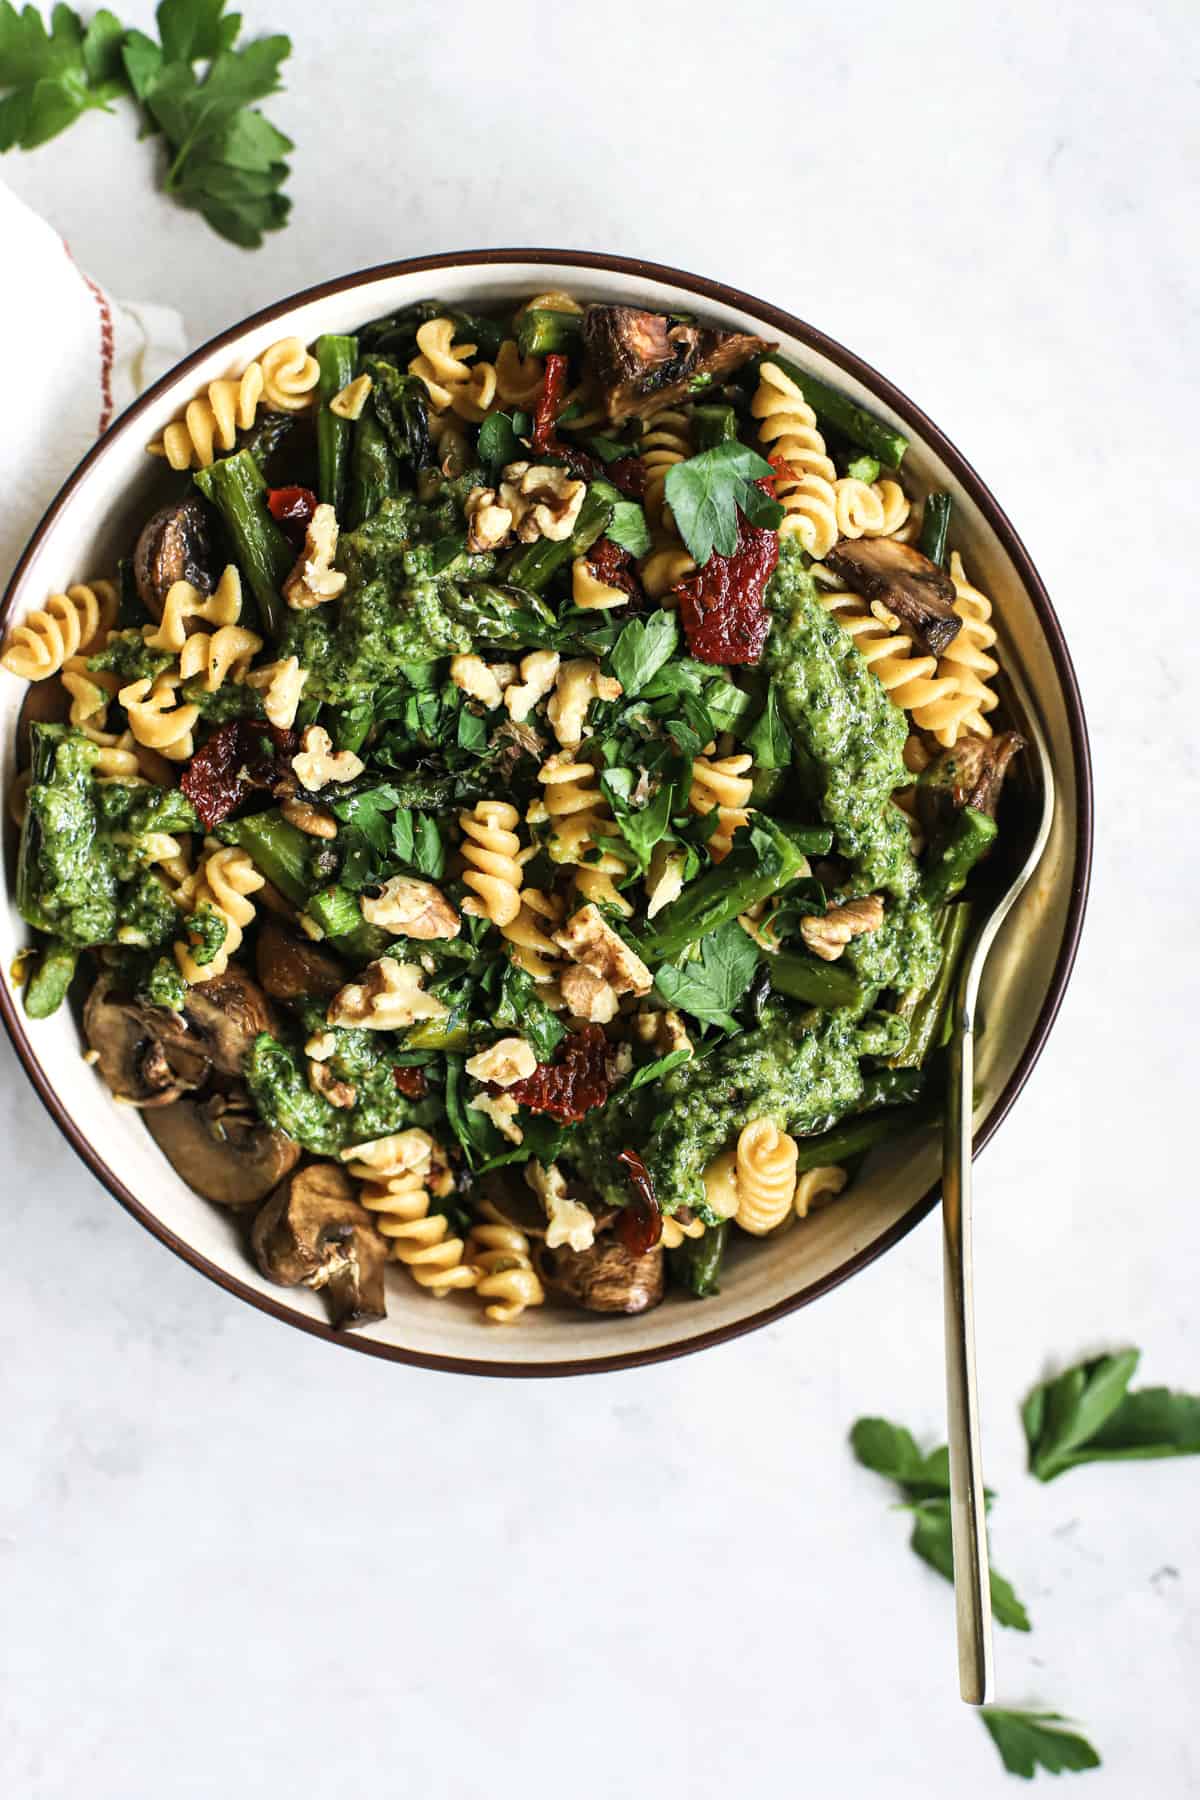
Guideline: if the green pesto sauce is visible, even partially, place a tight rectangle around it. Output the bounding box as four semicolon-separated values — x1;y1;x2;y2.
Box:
246;1030;437;1156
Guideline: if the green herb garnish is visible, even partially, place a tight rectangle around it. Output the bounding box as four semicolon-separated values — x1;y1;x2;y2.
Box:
663;441;782;565
1022;1349;1200;1481
980;1711;1101;1781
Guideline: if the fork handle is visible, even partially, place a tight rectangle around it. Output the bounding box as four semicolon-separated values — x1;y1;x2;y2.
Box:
943;999;995;1704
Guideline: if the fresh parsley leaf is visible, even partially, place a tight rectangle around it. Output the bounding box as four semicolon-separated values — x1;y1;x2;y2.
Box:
477;409;524;473
81;8;125;82
457;707;487;751
653;920;759;1032
626;1046;691;1091
605;499;652;559
601;772;676;875
609;609;678;699
495;964;564;1063
391;810;414;865
908;1501;1030;1632
743;683;792;770
156;0;241;64
980;1711;1101;1780
663;441;783;565
443;1053;501;1167
581;432;634;464
412;813;444;880
0;1;125;150
1022;1350;1200;1479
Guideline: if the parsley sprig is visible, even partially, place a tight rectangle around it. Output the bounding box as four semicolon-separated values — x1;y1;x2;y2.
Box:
980;1711;1101;1781
0;0;293;245
1022;1349;1200;1481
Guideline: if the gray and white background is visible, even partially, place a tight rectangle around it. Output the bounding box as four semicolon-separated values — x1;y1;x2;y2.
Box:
3;3;1198;1794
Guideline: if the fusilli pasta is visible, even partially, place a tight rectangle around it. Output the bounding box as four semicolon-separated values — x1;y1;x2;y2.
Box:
910;552;1000;747
690;752;753;861
532;752;624;880
459;800;524;928
144;565;243;655
178;624;262;691
119;672;199;762
409;318;496;420
733;1118;799;1236
500;887;565;983
793;1165;848;1218
751;362;837;559
465;1221;545;1324
174;841;264;983
147;337;319;471
819;588;958;715
1;580;117;682
833;477;911;540
640;407;691;533
493;339;544;408
346;1130;478;1297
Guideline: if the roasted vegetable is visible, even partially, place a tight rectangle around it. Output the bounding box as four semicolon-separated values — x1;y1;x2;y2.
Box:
583;305;772;422
824;536;961;658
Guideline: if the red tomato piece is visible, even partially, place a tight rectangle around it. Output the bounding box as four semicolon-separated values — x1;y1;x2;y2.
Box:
673;507;779;665
392;1066;429;1099
506;1024;611;1124
615;1149;663;1252
180;720;297;828
267;485;317;543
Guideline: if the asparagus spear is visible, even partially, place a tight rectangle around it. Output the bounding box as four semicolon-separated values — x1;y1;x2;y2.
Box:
641;820;829;964
362;358;432;473
767;949;866;1011
193;451;292;638
345;410;399;529
315;334;358;513
918;492;953;568
221;810;311;907
23;939;78;1018
794;1098;938;1173
922;808;997;907
691;404;739;449
754;353;908;470
668;1221;728;1298
844;453;881;484
857;1065;927;1109
888;904;973;1068
516;307;583;359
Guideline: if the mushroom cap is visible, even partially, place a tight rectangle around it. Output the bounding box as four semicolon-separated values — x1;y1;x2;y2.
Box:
179;966;278;1076
84;973;209;1107
824;536;961;657
144;1092;300;1207
540;1234;664;1314
255;916;344;1004
252;1164;387;1328
133;495;216;619
582;304;772;423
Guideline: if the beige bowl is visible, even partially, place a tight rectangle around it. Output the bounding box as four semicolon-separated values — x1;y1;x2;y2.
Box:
0;253;1092;1376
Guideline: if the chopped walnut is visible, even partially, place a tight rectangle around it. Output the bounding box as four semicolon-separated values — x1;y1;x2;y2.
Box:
449;653;516;711
497;461;586;544
328;373;373;420
244;656;308;728
327;957;449;1030
305;1030;337;1062
800;894;886;962
464;487;515;553
559;964;620;1023
555;903;652;998
525;1160;596;1252
360;876;461;940
292;725;365;792
632;1007;692;1056
546;658;623;748
504;649;561;723
281;797;338;838
464;1036;538;1087
308;1059;357;1109
283;503;347;610
470;1091;523;1143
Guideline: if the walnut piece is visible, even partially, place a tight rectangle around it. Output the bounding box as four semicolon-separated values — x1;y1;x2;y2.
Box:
504;649;560;723
281;797;338;838
283;503;347;610
244;655;308;728
800;894;886;962
525;1160;596;1252
555;903;652;998
328;373;373;420
464;487;515;553
327;957;449;1030
450;653;516;711
546;658;623;748
464;1036;538;1087
292;725;365;792
497;462;586;544
633;1007;692;1056
469;1092;523;1143
559;964;620;1023
360;876;461;940
644;844;686;919
308;1059;357;1109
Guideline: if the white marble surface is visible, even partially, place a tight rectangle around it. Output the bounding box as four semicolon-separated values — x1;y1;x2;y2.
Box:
2;2;1198;1793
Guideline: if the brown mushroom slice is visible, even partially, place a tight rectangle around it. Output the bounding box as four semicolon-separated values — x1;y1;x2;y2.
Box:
144;1092;299;1207
252;1164;387;1328
255;915;344;1005
84;974;207;1107
916;730;1026;840
541;1235;664;1314
824;537;962;657
582;305;773;423
133;495;215;619
180;966;278;1077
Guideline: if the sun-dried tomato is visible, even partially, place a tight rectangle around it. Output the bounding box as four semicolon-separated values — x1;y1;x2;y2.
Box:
392;1066;429;1100
532;354;570;454
586;536;643;606
267;485;317;545
606;455;647;499
506;1024;611;1124
180;720;297;829
673;500;779;666
615;1149;663;1253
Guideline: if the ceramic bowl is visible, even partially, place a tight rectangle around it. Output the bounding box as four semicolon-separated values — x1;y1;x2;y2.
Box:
0;252;1092;1375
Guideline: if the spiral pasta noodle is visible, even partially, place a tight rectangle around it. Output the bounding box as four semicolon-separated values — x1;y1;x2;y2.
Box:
60;656;122;744
639;541;696;602
145;565;243;655
690;753;753;861
147;338;320;471
751;362;838;559
640;407;691;533
465;1221;545;1324
833;477;911;540
119;672;200;762
533;752;624;879
179;625;262;691
500;887;564;983
493;338;544;408
818;589;959;716
660;1214;706;1250
409;318;496;420
174;841;264;983
733;1118;800;1236
1;580;117;682
910;552;1000;748
519;289;583;316
459;800;524;928
793;1165;848;1219
347;1130;478;1298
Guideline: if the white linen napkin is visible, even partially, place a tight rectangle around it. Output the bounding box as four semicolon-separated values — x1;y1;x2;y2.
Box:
0;179;186;585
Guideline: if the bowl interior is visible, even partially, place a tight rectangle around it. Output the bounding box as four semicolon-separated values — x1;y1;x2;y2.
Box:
0;256;1088;1374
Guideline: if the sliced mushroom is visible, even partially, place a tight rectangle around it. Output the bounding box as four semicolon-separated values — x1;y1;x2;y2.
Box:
144;1091;299;1206
540;1234;664;1314
255;916;345;1003
179;966;278;1076
84;974;208;1107
133;495;215;618
824;537;961;657
252;1163;387;1328
916;730;1026;842
582;305;772;423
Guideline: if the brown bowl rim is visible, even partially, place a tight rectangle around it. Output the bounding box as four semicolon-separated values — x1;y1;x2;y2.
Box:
0;248;1093;1378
